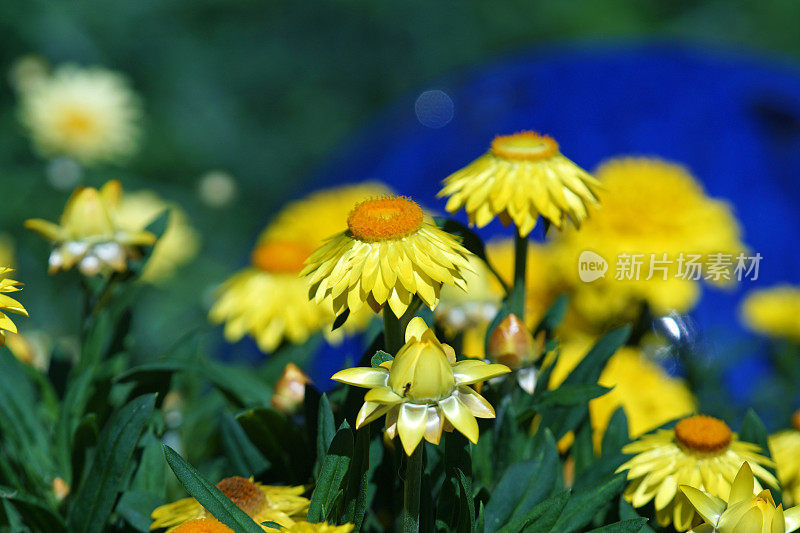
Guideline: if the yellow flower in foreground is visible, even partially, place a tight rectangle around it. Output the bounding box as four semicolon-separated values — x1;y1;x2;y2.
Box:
282;522;354;532
551;337;696;449
18;64;141;164
115;190;200;283
556;157;744;327
741;286;800;341
210;184;387;352
332;317;510;454
769;411;800;506
303;196;474;318
26;180;156;276
681;462;800;533
171;518;232;533
439;131;600;235
617;415;777;531
151;476;309;532
0;268;28;347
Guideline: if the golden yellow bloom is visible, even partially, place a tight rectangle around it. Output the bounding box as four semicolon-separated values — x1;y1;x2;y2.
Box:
210;184;387;352
681;462;800;533
115;190;200;283
151;476;308;532
555;157;745;328
769;411;800;506
332;317;510;454
0;268;28;347
551;337;696;449
271;363;311;413
282;522;354;532
25;180;156;276
171;518;233;533
0;234;14;269
303;196;474;318
439;131;600;235
741;286;800;341
618;414;778;531
18;64;141;164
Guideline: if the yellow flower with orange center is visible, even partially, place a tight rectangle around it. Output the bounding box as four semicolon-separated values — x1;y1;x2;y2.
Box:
210;184;387;352
0;267;28;347
332;317;509;454
303;196;474;318
438;131;600;236
150;476;308;532
171;518;232;533
617;414;777;531
740;285;800;342
769;410;800;506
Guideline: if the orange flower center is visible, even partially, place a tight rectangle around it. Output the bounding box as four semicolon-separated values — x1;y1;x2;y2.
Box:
793;410;800;432
212;476;266;517
251;240;312;273
490;131;559;160
173;518;234;533
674;415;732;453
347;196;423;241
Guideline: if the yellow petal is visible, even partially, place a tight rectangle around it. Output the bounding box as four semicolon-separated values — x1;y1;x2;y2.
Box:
456;386;495;418
364;386;403;405
331;367;389;388
785;506;800;533
24;218;64;241
680;486;726;527
397;403;428;455
452;360;511;385
439;395;479;444
356;401;391;429
730;462;755;505
404;316;430;343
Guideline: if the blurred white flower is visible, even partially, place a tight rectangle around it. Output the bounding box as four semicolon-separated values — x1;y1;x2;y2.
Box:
197;170;238;208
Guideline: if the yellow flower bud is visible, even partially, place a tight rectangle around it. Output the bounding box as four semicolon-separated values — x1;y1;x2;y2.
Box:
52;477;70;501
388;338;455;402
271;363;310;413
487;313;542;369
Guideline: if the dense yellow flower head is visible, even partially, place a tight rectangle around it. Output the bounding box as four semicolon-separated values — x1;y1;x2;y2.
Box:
210;184;387;352
0;268;28;347
551;336;695;448
617;414;778;531
769;411;800;506
332;317;510;454
681;462;800;533
171;518;233;533
25;180;157;276
282;521;354;532
115;190;200;283
556;157;745;327
18;64;141;164
303;196;474;318
439;131;600;236
741;286;800;341
150;476;309;532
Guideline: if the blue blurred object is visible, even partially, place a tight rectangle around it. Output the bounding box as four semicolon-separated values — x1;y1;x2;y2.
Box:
308;44;800;404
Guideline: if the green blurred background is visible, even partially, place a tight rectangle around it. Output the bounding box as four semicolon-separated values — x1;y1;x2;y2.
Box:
2;0;800;358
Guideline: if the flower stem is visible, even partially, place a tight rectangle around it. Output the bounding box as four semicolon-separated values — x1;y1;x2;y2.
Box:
383;309;404;355
402;444;423;533
511;227;528;319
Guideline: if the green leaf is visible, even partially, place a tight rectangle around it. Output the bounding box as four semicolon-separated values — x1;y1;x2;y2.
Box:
116;489;162;532
341;426;371;529
618;500;655;533
601;408;630;457
371;350;393;367
236;407;310;483
740;409;781;501
551;472;628;533
533;384;611;408
262;521;283;530
497;489;569;533
456;468;476;533
0;485;67;532
586;518;649;532
485;429;560;532
331;309;351;332
534;294;569;335
67;394;156;533
220;412;270;478
308;422;354;523
315;394;336;477
162;445;264;533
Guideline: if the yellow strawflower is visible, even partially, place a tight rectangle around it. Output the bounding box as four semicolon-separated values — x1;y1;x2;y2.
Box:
282;522;354;532
171;518;233;533
681;462;800;533
210;184;387;352
303;196;474;318
617;414;777;531
150;476;308;532
769;411;800;506
741;286;800;341
18;64;141;164
439;131;600;236
556;157;745;328
0;268;28;347
26;180;156;276
332;317;510;454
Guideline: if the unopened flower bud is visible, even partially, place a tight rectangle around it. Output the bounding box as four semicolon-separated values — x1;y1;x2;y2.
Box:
487;313;542;369
388;339;455;402
271;363;310;413
52;477;70;501
793;410;800;432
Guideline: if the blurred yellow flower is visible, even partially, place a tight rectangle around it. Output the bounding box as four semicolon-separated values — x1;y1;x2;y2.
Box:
439;131;600;235
551;336;695;449
151;476;308;532
271;363;311;414
18;64;141;164
303;196;474;318
282;522;354;532
332;317;509;454
681;462;800;533
769;411;800;506
0;267;28;347
171;518;232;533
115;190;201;283
741;286;800;341
556;157;745;328
0;233;15;269
210;184;388;352
618;414;777;531
25;180;156;276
